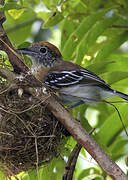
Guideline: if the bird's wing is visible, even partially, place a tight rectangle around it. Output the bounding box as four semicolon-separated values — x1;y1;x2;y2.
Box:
44;69;110;89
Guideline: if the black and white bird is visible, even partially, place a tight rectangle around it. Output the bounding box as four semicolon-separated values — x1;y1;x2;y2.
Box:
17;41;128;108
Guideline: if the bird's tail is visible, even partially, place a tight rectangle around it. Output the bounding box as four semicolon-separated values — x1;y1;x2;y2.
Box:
114;90;128;101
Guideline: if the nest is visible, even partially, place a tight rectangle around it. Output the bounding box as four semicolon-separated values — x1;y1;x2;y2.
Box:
0;75;69;176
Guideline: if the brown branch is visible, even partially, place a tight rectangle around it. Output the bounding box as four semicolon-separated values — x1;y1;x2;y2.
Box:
0;1;127;179
63;129;95;180
63;143;82;180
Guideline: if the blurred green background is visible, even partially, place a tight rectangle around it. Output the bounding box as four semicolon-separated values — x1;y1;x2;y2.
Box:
1;0;128;179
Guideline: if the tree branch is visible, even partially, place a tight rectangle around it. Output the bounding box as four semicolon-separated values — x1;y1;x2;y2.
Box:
0;1;127;179
63;143;82;180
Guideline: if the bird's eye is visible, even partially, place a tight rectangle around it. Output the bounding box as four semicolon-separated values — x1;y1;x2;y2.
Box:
40;47;47;54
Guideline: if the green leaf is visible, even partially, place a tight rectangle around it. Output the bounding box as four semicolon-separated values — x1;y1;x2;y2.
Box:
103;71;128;85
60;19;78;51
43;0;57;10
18;41;31;48
43;11;64;29
0;170;4;180
80;147;87;158
0;2;23;12
61;0;81;14
62;8;117;60
56;0;64;6
4;10;36;45
72;103;92;132
109;137;128;160
78;167;100;180
86;61;115;75
0;50;12;68
86;15;118;49
95;103;112;128
0;5;4;11
39;158;65;180
27;170;38;180
0;50;8;59
95;31;128;61
21;172;30;180
75;13;118;64
105;53;128;72
95;104;128;146
37;12;51;22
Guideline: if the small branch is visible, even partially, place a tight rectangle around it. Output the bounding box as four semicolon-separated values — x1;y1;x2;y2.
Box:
63;129;95;180
35;137;40;180
63;143;82;180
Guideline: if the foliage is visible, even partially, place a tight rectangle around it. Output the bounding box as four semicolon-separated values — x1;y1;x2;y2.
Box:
1;0;128;179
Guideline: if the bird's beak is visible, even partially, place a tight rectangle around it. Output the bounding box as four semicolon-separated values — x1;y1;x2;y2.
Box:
16;48;34;55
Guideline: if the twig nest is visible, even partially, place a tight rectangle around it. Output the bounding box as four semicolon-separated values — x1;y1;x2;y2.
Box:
0;76;69;176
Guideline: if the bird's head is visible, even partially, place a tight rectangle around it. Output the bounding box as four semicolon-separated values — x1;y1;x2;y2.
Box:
17;41;62;68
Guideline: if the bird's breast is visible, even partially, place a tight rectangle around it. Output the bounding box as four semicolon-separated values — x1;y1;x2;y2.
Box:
31;66;50;82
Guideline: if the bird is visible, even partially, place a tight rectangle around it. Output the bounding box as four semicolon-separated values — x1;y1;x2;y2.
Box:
17;41;128;108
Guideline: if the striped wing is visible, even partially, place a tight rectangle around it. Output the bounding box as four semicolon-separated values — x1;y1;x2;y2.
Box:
44;69;110;89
